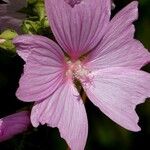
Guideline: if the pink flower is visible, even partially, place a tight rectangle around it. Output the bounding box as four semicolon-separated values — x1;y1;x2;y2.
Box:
13;1;150;150
0;111;30;142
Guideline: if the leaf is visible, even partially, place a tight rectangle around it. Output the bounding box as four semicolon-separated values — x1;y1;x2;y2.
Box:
0;30;18;40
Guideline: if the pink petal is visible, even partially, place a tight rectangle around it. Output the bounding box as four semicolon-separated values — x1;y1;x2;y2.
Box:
13;35;66;102
84;1;150;70
31;80;88;150
0;111;30;142
81;67;150;131
45;0;111;59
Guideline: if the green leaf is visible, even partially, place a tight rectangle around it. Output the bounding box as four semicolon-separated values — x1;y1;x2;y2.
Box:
0;40;16;53
35;1;45;20
22;20;41;34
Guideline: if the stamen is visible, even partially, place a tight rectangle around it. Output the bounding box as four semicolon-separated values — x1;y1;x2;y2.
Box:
65;59;92;103
66;60;90;80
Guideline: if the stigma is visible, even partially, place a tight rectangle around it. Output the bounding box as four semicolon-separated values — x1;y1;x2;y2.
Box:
66;60;90;80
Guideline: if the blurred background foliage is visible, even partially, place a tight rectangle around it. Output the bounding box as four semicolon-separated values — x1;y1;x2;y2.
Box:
0;0;150;149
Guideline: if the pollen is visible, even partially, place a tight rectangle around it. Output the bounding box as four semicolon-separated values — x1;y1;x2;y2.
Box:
66;60;90;80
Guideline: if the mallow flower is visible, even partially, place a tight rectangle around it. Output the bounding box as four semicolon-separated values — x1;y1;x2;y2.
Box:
0;111;30;142
13;0;150;150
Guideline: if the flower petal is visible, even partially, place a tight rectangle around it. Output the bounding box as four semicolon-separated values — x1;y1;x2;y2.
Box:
31;80;88;150
0;111;30;142
13;35;66;102
45;0;111;59
81;67;150;131
85;1;150;70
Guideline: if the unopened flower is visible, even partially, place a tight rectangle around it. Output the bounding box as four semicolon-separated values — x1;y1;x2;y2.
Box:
0;0;27;33
0;111;30;142
13;0;150;150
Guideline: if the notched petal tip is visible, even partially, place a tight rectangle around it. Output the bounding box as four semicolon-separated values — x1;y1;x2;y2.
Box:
82;68;150;132
13;35;33;62
65;0;83;7
12;35;29;46
15;89;31;102
130;1;139;7
30;116;39;128
14;34;65;102
45;0;111;59
30;81;88;150
12;35;19;43
126;123;141;132
132;126;141;132
128;1;139;18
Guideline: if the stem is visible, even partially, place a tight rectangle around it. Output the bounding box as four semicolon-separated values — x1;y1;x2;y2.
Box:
82;91;87;103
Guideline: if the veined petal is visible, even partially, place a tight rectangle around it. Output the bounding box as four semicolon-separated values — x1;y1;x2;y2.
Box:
31;80;88;150
0;111;30;142
45;0;111;59
13;35;66;102
81;67;150;131
85;1;150;70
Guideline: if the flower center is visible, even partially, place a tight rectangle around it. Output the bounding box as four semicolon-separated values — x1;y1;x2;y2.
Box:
66;60;90;80
66;59;90;103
